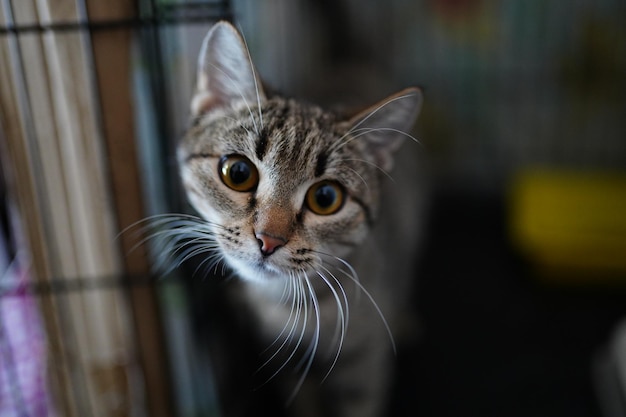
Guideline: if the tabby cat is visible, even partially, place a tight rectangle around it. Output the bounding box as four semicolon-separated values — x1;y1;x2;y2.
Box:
174;21;423;417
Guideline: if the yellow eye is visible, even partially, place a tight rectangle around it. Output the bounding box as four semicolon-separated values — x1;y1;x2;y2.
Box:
306;181;345;215
219;155;259;192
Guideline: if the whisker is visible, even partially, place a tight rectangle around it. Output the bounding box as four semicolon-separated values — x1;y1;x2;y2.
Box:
338;159;390;190
315;252;395;353
278;272;295;305
333;126;420;156
126;227;202;264
189;248;223;277
262;273;308;385
287;273;320;405
195;255;225;280
317;265;350;335
331;92;419;153
119;213;227;279
117;213;205;240
338;268;396;355
170;234;217;257
315;268;348;382
258;274;299;361
353;126;421;145
156;239;215;275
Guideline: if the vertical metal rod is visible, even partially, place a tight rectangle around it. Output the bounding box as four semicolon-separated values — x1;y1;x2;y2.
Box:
1;0;59;274
74;0;118;226
145;0;180;212
2;0;95;414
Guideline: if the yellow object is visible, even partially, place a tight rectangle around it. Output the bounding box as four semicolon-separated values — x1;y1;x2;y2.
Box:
509;170;626;278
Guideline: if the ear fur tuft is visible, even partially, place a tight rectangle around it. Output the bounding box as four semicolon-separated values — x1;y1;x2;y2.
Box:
347;87;423;171
191;21;266;116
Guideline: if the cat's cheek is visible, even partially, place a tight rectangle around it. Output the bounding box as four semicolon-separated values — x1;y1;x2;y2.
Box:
180;182;220;223
320;218;369;254
181;168;250;221
187;193;223;224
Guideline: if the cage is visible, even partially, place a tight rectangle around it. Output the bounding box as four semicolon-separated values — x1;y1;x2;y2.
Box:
2;1;626;416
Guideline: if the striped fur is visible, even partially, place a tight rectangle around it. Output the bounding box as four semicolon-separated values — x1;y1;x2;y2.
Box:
175;21;423;417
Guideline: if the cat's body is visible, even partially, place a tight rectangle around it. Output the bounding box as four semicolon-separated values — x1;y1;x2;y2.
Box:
176;22;424;417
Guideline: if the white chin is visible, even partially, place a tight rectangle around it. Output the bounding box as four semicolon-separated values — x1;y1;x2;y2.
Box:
226;256;287;284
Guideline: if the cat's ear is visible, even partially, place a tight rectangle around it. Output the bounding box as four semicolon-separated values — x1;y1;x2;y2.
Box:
347;87;423;171
191;21;266;116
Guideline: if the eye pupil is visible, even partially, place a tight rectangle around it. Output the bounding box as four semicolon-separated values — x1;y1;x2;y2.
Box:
315;185;337;208
230;161;250;184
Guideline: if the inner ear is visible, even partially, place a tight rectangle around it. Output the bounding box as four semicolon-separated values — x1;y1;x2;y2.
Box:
191;21;266;116
347;87;423;172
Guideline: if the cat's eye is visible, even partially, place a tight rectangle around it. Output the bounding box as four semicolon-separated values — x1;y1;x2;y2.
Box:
219;155;259;192
306;181;345;215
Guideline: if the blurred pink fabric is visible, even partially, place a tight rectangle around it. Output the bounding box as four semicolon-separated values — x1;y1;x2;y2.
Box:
1;197;51;417
0;264;51;417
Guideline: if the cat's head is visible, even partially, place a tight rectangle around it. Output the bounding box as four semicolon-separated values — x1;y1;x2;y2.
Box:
178;22;422;284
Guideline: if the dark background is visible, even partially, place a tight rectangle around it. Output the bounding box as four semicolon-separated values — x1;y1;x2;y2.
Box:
392;188;626;417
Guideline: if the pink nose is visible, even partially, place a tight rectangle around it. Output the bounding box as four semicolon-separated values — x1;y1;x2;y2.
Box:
255;232;286;256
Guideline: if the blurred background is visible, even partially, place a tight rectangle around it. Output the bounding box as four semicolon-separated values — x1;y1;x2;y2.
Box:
0;0;625;416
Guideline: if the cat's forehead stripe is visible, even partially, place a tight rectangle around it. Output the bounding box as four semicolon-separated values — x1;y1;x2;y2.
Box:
255;99;293;161
255;130;269;160
314;150;328;177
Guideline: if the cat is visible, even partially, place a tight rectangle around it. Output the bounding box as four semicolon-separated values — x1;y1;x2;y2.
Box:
171;21;424;417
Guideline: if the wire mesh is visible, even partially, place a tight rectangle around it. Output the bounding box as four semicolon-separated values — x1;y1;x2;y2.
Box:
0;1;231;416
